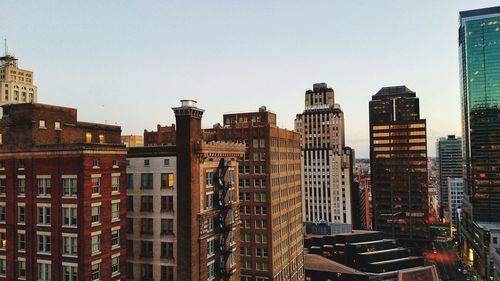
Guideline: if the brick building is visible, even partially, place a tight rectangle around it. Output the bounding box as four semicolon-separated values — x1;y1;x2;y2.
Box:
144;124;176;146
0;103;127;280
206;106;304;281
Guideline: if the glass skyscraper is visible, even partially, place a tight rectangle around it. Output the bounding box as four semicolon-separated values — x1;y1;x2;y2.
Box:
459;6;500;279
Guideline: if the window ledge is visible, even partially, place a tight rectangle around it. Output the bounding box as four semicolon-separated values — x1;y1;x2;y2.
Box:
91;194;102;198
62;196;78;199
91;251;101;256
62;225;77;229
92;166;100;169
62;254;78;258
111;219;120;223
112;272;120;278
112;165;119;169
91;223;101;227
37;252;51;255
111;245;120;250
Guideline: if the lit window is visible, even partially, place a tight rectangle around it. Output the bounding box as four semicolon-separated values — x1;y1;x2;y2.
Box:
85;132;92;143
39;120;46;128
55;122;61;130
98;134;105;144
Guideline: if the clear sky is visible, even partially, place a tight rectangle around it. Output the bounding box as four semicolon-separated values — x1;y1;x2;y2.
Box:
2;1;498;158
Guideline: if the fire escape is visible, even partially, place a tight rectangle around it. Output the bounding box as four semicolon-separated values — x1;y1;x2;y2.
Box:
214;158;235;280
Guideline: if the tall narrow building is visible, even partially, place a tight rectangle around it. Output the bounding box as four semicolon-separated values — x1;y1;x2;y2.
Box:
207;107;304;281
369;86;429;247
436;135;463;221
295;83;354;229
0;54;37;110
173;100;245;281
0;103;127;281
459;6;500;279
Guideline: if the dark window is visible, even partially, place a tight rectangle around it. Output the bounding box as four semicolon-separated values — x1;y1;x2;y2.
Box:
140;196;153;212
161;266;174;281
140;264;153;281
141;173;153;189
127;196;134;211
141;218;153;234
161;196;174;212
126;218;134;234
161;219;174;235
140;241;154;258
127;174;134;189
126;240;134;257
160;242;174;259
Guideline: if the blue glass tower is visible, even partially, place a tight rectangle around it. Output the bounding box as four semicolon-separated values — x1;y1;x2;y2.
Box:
459;6;500;279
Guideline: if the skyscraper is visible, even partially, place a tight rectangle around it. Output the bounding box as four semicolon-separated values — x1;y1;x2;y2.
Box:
436;135;463;221
459;6;500;279
207;107;304;281
295;83;354;229
0;54;37;113
369;86;429;247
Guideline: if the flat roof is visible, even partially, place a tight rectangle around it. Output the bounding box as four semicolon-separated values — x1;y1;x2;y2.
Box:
304;253;366;275
476;221;500;231
460;6;500;19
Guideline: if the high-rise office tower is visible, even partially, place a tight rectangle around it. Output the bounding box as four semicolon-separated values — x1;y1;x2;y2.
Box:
369;86;429;246
295;83;354;228
459;7;500;279
173;100;245;281
207;107;304;281
0;54;37;111
0;103;127;281
436;135;463;221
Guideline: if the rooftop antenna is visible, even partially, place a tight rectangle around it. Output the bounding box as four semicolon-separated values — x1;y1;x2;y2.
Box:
4;38;7;56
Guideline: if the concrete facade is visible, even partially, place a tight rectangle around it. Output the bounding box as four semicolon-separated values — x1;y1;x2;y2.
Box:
0;55;37;115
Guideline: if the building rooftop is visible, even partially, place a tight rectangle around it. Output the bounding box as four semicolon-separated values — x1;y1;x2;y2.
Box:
372;86;416;100
476;221;500;231
397;266;440;281
459;6;500;19
304;253;366;275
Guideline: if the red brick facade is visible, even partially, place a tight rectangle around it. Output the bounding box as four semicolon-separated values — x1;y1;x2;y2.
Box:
0;103;127;281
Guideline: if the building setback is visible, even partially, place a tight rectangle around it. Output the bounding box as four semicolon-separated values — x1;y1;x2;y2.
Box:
173;100;246;281
436;135;463;220
206;106;304;281
369;86;429;247
0;103;127;281
295;83;354;228
125;146;176;281
458;6;500;279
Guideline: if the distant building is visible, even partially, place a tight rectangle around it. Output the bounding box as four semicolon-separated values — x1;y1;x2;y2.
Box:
121;135;144;147
0;54;37;116
447;178;464;231
125;146;176;281
295;83;354;229
359;186;371;230
206;106;305;281
0;103;127;281
144;124;176;146
436;135;462;220
369;86;429;247
459;6;500;279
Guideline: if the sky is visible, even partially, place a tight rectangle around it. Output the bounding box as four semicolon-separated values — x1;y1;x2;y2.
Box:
2;1;498;158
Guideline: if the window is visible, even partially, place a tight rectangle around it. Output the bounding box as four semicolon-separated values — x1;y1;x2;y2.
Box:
92;176;101;196
0;206;5;222
161;266;174;281
85;132;92;143
18;233;26;251
141;264;153;280
111;202;120;221
18;178;26;196
91;205;101;224
91;262;100;281
55;122;61;130
98;134;105;144
39;120;46;128
112;159;119;167
141;173;153;189
206;171;214;186
38;234;51;253
18;260;26;278
63;235;77;256
112;229;120;248
62;178;77;197
228;170;234;183
144;159;150;167
161;173;175;189
91;234;101;254
161;242;174;259
140;241;153;258
161;219;173;235
205;193;214;210
207;263;215;280
126;240;134;257
63;265;77;281
112;175;120;192
111;256;120;275
18;206;25;224
207;217;214;233
140;196;153;212
0;180;4;195
127;196;134;211
126;174;134;189
207;239;215;257
38;262;51;281
126;218;134;234
62;207;77;227
161;196;174;212
37;178;51;197
164;159;170;166
38;207;51;225
141;219;153;234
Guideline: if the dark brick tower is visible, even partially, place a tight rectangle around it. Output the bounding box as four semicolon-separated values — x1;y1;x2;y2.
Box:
173;100;204;281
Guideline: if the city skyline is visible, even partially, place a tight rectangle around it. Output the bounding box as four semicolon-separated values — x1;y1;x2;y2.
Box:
2;1;499;158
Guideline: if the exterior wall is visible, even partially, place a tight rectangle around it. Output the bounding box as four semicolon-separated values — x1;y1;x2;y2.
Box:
143;124;176;146
207;109;304;281
447;178;464;230
295;83;353;226
125;149;176;281
436;136;463;220
0;57;37;109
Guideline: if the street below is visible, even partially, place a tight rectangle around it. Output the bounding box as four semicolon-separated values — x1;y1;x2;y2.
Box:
425;241;465;281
